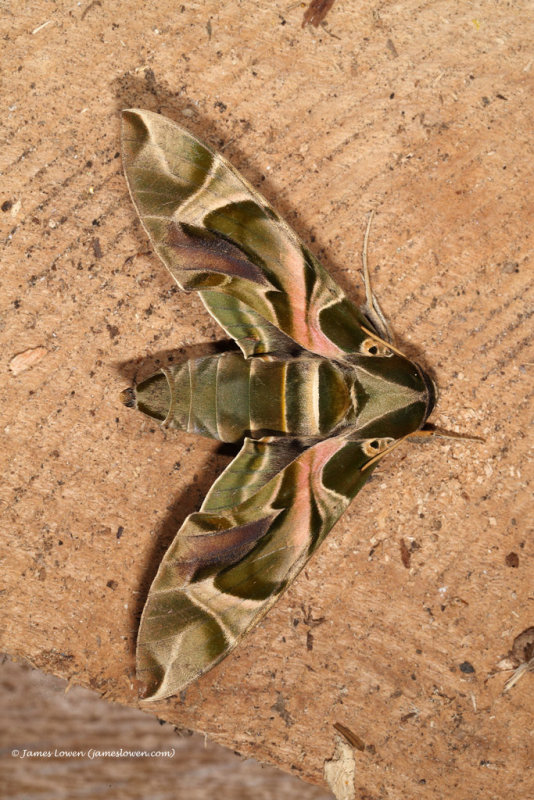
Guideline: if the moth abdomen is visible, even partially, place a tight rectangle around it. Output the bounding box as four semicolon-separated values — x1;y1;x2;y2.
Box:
123;351;355;444
125;352;251;442
119;386;136;408
122;372;170;421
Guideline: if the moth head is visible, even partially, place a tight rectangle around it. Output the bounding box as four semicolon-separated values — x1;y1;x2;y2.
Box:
417;362;438;423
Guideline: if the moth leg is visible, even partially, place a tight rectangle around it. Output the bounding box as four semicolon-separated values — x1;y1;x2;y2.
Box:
360;211;395;344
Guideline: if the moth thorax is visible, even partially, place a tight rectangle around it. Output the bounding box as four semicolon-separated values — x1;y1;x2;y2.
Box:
250;357;351;437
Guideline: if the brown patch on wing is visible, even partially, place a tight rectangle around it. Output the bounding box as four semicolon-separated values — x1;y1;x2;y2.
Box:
173;514;277;580
167;221;269;285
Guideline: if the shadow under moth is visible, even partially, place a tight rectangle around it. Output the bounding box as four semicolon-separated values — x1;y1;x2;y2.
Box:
121;109;445;701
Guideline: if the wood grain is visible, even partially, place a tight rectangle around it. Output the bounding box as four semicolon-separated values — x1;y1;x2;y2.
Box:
1;1;533;796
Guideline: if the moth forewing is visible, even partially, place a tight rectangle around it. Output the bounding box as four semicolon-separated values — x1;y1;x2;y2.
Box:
121;109;437;701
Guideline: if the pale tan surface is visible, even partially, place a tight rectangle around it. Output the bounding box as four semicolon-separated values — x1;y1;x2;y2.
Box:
1;658;333;799
1;1;533;797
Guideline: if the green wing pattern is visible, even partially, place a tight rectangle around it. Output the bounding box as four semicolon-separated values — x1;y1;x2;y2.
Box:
137;435;377;700
122;109;371;359
200;290;302;357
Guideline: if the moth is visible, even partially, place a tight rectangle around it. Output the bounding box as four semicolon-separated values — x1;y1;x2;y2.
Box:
121;109;438;701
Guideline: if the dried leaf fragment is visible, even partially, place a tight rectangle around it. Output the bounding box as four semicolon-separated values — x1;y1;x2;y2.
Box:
9;346;48;376
511;627;534;663
324;734;356;800
302;0;336;28
333;722;365;751
503;659;534;693
400;537;411;568
503;627;534;693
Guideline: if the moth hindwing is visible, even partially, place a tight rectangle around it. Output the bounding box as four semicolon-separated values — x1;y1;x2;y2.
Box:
121;109;436;701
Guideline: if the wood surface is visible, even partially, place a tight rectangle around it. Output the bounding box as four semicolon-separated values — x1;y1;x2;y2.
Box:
1;659;332;800
1;1;533;797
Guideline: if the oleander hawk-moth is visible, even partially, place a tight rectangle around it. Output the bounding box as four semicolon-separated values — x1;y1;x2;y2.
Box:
121;109;437;701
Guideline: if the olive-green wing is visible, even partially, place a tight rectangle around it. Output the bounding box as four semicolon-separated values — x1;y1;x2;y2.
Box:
137;435;378;701
122;108;372;359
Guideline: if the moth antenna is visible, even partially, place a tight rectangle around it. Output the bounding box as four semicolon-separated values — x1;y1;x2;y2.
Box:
361;210;394;344
361;425;485;473
408;427;486;443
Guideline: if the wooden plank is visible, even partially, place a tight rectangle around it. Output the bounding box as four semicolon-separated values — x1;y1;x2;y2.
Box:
2;1;533;796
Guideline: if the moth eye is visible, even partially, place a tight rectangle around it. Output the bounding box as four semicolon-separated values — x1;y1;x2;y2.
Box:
361;338;393;357
363;437;395;457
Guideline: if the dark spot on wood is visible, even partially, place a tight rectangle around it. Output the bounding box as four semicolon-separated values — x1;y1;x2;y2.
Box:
106;579;118;590
92;237;103;259
459;661;475;674
270;692;293;727
116;526;124;540
2;200;13;212
301;604;325;627
386;39;399;58
400;538;411;568
144;68;157;93
505;552;519;568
